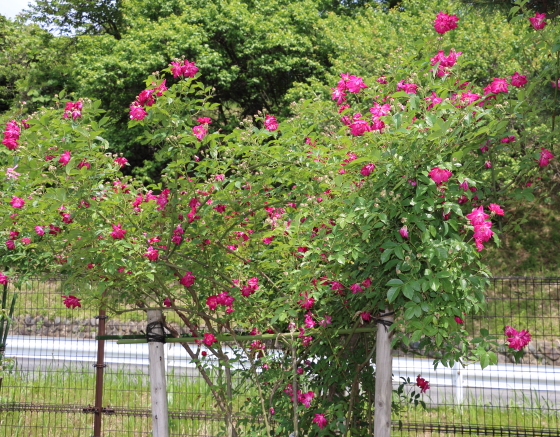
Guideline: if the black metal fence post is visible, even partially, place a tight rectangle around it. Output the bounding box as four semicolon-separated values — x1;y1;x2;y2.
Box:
93;307;108;436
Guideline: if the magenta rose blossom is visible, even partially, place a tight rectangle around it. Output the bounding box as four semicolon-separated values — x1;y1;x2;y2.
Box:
62;295;81;309
504;325;531;351
528;12;547;30
416;375;430;393
433;11;459;35
110;224;126;240
312;413;328;429
179;272;196;287
203;333;217;346
0;273;8;285
264;115;278;131
10;196;25;209
399;226;409;239
429;167;452;184
510;72;527;88
360;163;375;176
58;150;71;165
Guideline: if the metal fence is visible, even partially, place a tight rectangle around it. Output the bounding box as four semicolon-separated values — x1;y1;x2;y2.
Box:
0;277;559;436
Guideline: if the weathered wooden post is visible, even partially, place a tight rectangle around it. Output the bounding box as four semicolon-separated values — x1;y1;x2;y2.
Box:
374;310;394;437
147;309;169;437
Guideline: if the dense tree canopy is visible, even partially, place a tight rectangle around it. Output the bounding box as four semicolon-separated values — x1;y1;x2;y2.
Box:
0;0;557;180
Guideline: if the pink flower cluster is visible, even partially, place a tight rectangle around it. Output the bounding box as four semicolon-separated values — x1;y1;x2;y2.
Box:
241;277;259;297
538;148;554;167
0;272;8;285
430;49;462;77
206;291;235;313
284;385;315;407
171;224;184;245
63;101;82;120
170;59;198;78
2;120;21;150
192;116;212;140
433;12;459;35
397;81;418;94
504;325;531;351
129;80;168;121
331;72;367;106
466;205;503;251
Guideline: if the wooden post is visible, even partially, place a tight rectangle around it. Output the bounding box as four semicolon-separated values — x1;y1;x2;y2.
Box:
374;311;394;437
147;310;169;437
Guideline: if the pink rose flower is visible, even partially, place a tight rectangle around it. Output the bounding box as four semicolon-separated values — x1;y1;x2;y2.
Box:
62;295;81;309
264;115;278;131
466;206;489;226
312;413;328;429
416;375;430;393
360;163;375;176
10;196;25;209
484;78;509;95
163;298;173;307
396;80;418;94
425;92;443;110
528;12;547;30
429;167;452;184
433;11;459;35
110;224;126;240
179;272;196;287
35;226;45;236
399;226;409;239
350;283;363;293
203;333;217;346
488;204;504;215
0;273;8;285
169;59;198;78
538;148;554;167
58;151;71;166
21;238;31;245
510;72;527;88
454;316;464;324
129;103;147;121
143;246;159;261
504;325;531;351
192;125;208;141
5;240;15;250
114;157;128;167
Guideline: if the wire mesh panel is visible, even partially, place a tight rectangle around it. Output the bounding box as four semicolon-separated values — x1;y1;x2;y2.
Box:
1;276;559;436
0;277;97;436
393;277;560;436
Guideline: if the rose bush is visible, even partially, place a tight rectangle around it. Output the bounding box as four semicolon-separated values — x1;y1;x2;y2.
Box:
0;4;555;436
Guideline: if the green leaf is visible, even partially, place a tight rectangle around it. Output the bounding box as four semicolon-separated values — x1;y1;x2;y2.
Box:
387;286;400;303
386;278;404;286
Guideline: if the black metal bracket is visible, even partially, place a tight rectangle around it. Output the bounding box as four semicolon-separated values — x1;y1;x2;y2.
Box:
95;315;109;320
92;364;107;369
